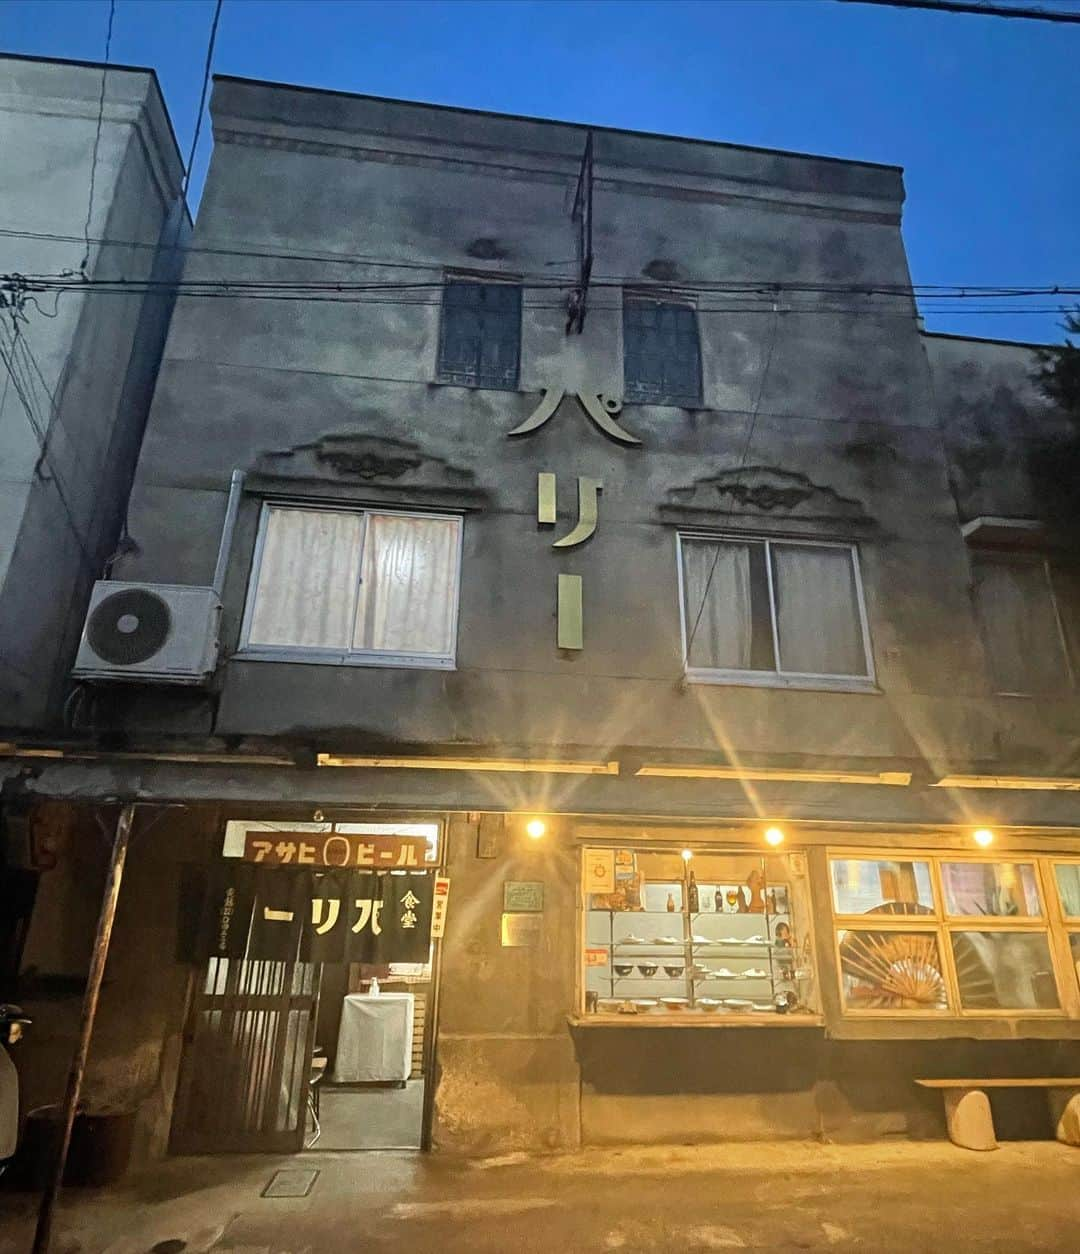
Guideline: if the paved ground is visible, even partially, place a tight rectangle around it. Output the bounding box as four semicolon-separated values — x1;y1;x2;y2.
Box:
2;1140;1079;1253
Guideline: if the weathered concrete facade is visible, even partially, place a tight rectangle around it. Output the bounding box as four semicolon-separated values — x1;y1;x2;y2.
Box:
4;77;1079;1164
0;55;186;729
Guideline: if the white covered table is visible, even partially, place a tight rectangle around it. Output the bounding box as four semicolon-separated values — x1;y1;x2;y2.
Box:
332;993;414;1083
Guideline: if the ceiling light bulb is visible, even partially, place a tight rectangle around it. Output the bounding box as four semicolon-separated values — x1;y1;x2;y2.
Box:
681;848;693;862
764;826;785;847
526;818;546;840
973;828;994;848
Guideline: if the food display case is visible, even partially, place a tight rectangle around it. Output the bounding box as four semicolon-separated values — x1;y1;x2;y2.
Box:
582;847;817;1019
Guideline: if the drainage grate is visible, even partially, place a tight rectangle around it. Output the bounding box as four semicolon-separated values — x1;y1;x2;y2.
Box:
262;1168;319;1198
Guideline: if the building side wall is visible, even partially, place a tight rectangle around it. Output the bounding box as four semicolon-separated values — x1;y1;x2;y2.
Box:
0;57;185;729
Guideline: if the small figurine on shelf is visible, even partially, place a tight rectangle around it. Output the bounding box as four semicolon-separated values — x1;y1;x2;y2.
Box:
740;868;767;914
767;889;777;915
773;921;793;948
666;891;676;913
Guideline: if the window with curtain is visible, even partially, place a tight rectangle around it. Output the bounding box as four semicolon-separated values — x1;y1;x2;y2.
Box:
679;534;872;688
437;280;521;390
623;297;702;407
970;553;1071;695
241;505;461;667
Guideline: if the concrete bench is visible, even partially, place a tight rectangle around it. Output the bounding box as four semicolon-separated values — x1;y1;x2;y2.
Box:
916;1078;1080;1151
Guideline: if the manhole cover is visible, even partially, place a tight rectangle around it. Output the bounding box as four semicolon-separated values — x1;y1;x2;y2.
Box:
262;1168;319;1198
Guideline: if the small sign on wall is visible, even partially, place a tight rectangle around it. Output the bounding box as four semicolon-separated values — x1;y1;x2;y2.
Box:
582;848;616;895
584;947;608;968
503;880;544;912
430;876;451;938
501;912;543;948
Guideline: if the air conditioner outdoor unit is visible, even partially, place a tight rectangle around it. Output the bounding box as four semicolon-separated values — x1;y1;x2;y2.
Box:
73;582;222;685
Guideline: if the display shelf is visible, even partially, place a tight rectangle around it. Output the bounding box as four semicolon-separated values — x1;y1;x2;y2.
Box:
586;882;803;1012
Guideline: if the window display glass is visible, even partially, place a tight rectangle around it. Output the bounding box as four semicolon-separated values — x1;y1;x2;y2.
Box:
1069;934;1080;989
830;858;934;916
941;862;1041;918
949;932;1059;1010
582;846;817;1019
829;851;1070;1017
1054;864;1080;918
836;929;948;1012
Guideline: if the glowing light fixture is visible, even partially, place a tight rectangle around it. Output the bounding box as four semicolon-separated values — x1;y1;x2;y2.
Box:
764;826;785;847
526;818;547;840
973;828;995;848
681;848;693;862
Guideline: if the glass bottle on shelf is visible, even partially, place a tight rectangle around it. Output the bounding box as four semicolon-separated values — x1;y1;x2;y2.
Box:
687;871;699;915
666;892;676;912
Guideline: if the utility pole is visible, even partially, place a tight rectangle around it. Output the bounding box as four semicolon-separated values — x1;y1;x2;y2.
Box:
32;803;136;1254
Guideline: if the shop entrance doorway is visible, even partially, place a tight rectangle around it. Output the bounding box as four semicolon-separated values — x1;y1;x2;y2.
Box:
169;818;444;1155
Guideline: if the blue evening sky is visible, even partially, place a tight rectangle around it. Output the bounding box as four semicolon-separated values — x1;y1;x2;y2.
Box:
3;0;1078;343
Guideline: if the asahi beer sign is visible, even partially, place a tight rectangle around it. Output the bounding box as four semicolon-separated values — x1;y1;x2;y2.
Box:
242;831;430;868
222;819;438;868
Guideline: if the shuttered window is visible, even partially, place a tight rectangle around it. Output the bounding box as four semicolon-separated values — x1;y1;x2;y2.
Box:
437;280;521;390
623;297;702;407
969;553;1073;695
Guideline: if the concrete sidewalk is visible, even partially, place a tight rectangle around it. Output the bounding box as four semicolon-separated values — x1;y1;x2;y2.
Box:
2;1140;1079;1253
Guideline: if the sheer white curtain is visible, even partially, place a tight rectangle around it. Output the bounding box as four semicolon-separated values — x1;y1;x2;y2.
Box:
247;507;364;648
972;557;1065;694
772;545;866;676
682;539;752;669
353;514;459;655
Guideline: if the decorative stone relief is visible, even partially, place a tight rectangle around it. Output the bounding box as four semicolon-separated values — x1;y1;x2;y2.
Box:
660;465;867;521
250;433;486;503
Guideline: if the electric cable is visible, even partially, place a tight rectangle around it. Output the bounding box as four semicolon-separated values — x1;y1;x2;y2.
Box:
681;299;783;672
835;0;1080;24
80;0;116;276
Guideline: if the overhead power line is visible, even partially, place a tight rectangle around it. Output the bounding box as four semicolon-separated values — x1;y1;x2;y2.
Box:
178;0;224;221
4;274;1077;299
835;0;1080;23
80;0;116;275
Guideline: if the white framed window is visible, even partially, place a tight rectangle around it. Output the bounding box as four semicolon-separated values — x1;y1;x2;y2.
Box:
677;533;875;691
238;504;462;669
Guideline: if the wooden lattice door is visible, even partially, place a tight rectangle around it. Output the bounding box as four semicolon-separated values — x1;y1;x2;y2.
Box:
170;955;320;1154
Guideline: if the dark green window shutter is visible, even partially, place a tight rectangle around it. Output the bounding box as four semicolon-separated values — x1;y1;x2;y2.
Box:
624;297;702;406
438;281;521;390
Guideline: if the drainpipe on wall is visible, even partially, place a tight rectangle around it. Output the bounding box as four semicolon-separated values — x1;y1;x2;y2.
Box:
212;470;245;598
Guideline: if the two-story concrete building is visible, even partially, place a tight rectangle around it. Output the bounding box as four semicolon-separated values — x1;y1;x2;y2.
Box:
4;73;1079;1165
